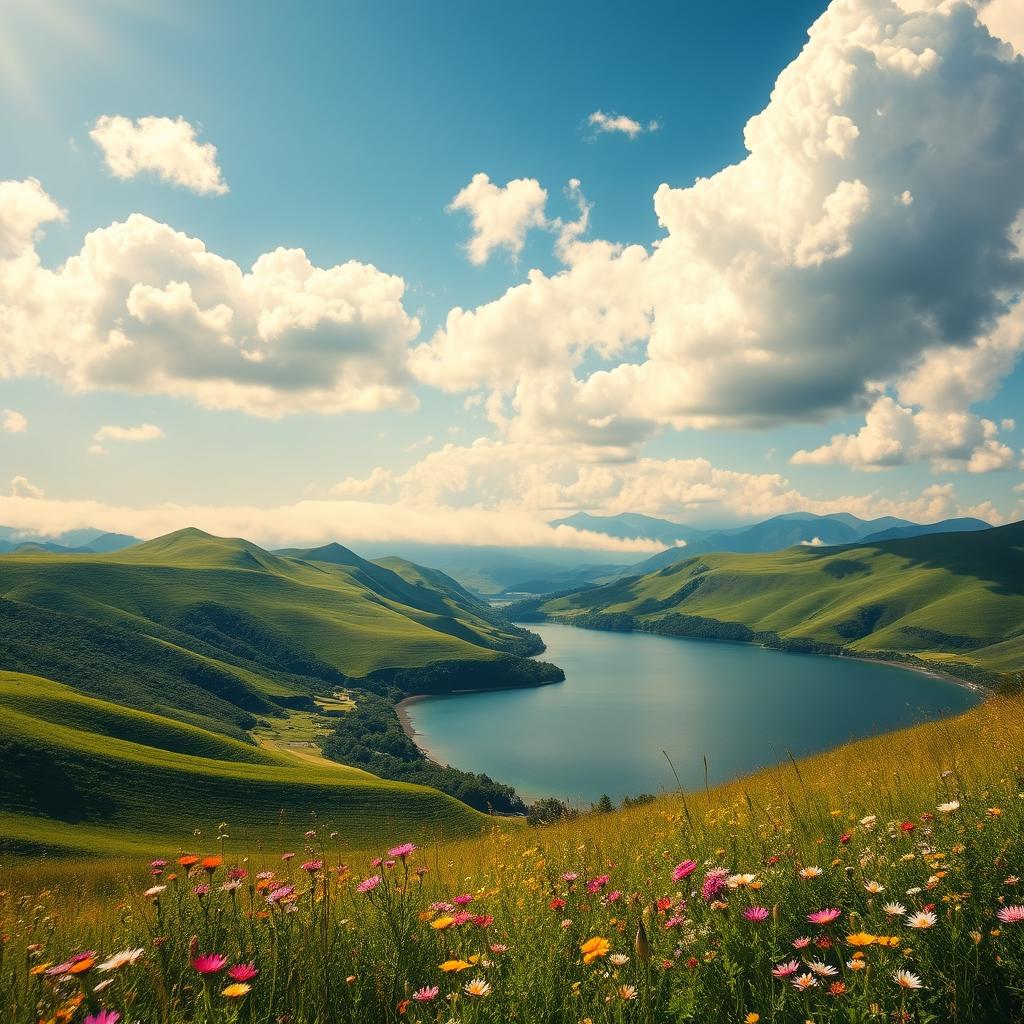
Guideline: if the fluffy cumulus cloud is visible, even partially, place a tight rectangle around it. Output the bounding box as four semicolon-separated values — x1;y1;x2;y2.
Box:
0;188;421;416
413;0;1024;465
90;115;228;195
587;110;659;138
9;475;43;499
448;173;549;265
2;408;27;433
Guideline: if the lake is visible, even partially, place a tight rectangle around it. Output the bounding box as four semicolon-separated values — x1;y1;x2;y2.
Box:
403;622;980;804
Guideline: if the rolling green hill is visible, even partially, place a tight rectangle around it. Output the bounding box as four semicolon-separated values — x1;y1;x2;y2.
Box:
0;672;487;856
0;529;562;855
524;520;1024;682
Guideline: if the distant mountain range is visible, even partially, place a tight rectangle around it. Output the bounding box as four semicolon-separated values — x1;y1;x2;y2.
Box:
0;527;140;555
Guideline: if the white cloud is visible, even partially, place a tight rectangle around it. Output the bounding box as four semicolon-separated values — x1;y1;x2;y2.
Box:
0;190;421;416
90;115;228;195
1;409;27;433
448;173;548;265
978;0;1024;54
10;475;43;499
412;0;1024;460
587;110;659;138
94;423;164;443
800;537;826;546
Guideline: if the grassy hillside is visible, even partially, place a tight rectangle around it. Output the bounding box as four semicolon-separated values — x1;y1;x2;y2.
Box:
0;528;558;737
528;520;1024;680
0;671;488;857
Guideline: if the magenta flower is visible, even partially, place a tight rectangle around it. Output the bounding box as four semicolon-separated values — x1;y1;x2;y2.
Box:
388;843;417;859
228;962;259;982
586;875;610;894
772;959;800;979
46;951;97;977
807;908;842;926
701;869;730;902
412;985;439;1002
192;953;227;975
743;906;769;922
150;859;167;869
672;860;698;883
999;905;1024;923
301;860;323;873
562;871;579;883
357;875;382;893
84;1013;120;1024
454;893;474;905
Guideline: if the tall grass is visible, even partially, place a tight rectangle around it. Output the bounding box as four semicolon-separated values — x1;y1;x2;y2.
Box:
4;694;1024;1023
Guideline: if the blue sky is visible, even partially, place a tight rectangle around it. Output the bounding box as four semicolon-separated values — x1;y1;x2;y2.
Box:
0;0;1022;547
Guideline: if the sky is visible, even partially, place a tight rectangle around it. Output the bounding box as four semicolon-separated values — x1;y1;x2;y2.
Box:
0;0;1023;550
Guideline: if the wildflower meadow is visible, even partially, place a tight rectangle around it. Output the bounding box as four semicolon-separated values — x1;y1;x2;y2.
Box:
5;694;1024;1024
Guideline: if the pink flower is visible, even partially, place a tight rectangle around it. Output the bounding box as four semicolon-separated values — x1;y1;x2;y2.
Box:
792;937;812;949
562;871;579;883
672;860;698;883
474;914;494;928
772;959;800;979
412;985;439;1002
606;890;622;903
357;875;382;893
228;962;259;982
454;893;474;905
150;859;167;869
266;885;295;905
807;908;842;926
84;1013;120;1024
586;875;610;894
490;943;508;954
388;843;417;859
192;953;228;975
743;906;769;922
701;869;729;902
452;911;474;926
281;853;295;862
304;830;317;839
998;905;1024;924
301;860;323;873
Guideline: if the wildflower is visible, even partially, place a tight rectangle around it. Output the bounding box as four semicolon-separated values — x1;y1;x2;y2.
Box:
267;885;295;905
893;969;925;990
454;893;474;905
848;958;867;971
701;869;730;901
883;901;907;917
192;953;228;975
144;885;166;898
792;937;812;949
799;866;823;880
672;860;698;881
413;985;439;1002
83;1013;120;1024
617;984;639;1000
743;906;769;922
431;916;455;930
829;981;847;997
221;880;242;893
806;959;837;978
439;960;472;973
998;905;1024;924
357;875;382;893
746;1015;760;1024
222;983;251;997
807;908;841;925
609;952;630;966
581;936;611;964
281;853;295;862
228;962;258;982
864;880;885;894
301;860;323;873
192;884;210;897
905;910;937;929
96;948;145;972
846;932;876;946
860;815;877;828
304;829;317;838
549;897;567;910
772;960;800;978
490;943;508;954
937;801;960;814
792;973;819;990
900;821;915;832
177;855;199;868
463;978;492;997
388;843;417;859
202;856;223;872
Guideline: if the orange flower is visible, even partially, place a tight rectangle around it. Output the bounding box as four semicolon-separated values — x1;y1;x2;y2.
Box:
581;936;611;964
439;959;472;973
68;957;95;975
202;856;224;872
178;855;199;868
846;932;877;946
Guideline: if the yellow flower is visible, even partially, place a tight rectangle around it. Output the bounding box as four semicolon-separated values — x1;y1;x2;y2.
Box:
440;959;472;973
746;1014;761;1023
876;935;901;947
580;936;611;964
222;983;251;998
430;915;455;930
846;932;877;946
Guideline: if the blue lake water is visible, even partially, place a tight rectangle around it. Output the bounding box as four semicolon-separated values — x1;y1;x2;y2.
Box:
404;622;980;804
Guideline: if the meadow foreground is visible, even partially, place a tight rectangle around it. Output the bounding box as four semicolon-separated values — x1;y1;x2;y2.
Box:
5;692;1024;1024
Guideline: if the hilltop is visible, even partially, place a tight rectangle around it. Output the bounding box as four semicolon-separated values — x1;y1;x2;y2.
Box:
515;520;1024;682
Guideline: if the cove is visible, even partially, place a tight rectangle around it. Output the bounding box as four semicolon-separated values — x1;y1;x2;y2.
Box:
403;621;980;804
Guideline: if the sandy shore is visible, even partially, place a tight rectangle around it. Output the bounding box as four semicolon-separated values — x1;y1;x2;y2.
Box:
395;695;446;765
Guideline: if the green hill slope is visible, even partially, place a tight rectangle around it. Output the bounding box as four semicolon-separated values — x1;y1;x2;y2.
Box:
527;520;1024;681
0;671;487;856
